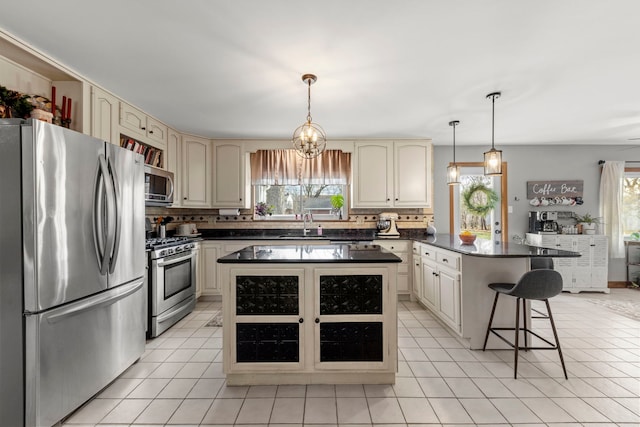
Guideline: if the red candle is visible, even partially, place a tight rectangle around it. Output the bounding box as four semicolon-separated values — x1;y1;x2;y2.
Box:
51;86;56;117
67;98;72;120
61;96;66;120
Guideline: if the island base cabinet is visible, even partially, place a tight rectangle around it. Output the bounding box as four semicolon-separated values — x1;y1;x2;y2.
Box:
221;265;397;385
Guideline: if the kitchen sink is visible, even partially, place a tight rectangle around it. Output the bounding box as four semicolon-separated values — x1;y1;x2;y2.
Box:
278;234;329;240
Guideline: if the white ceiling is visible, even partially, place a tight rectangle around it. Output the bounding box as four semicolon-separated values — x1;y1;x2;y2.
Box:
2;0;640;146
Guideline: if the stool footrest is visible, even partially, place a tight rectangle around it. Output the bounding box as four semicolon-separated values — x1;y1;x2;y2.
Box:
488;327;559;350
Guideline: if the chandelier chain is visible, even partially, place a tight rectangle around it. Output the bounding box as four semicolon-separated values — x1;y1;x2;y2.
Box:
306;79;312;123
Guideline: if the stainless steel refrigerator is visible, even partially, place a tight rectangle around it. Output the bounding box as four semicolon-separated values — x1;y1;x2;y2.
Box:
0;119;146;426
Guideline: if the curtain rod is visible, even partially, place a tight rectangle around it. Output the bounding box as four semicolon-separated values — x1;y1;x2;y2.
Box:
598;160;640;165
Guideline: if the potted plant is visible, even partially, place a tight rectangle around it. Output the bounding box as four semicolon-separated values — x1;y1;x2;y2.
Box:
330;194;344;219
254;201;274;219
575;213;601;235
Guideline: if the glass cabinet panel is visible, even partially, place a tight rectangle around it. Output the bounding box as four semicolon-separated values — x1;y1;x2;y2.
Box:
319;275;382;315
236;323;299;362
236;275;299;315
320;322;383;362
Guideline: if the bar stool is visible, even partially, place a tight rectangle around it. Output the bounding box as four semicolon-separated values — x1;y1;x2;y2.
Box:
530;258;553;319
482;269;568;379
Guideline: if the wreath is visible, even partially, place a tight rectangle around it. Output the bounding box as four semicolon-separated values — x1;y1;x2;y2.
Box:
462;182;499;216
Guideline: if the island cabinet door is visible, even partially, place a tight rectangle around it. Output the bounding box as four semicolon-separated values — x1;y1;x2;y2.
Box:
225;268;306;373
312;268;393;371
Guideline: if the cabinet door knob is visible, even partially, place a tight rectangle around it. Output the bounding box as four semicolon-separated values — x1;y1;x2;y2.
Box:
149;130;154;134
395;198;399;201
299;318;304;323
315;318;320;324
387;198;390;201
183;197;187;200
141;126;146;130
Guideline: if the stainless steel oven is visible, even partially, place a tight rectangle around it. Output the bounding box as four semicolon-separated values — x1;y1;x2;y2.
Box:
147;238;197;337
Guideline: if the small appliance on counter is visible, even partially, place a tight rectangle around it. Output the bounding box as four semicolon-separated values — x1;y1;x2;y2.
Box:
377;212;400;238
528;211;560;234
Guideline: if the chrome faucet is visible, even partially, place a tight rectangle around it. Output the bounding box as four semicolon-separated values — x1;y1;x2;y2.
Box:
303;212;313;235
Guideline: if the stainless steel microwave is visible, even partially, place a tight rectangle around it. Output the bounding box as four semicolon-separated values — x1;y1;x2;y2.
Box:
144;165;174;206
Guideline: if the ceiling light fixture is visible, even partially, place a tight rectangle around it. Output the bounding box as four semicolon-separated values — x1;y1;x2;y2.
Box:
484;91;502;176
447;120;460;185
292;73;326;159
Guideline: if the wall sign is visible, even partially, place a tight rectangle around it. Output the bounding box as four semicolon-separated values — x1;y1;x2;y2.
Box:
527;180;584;206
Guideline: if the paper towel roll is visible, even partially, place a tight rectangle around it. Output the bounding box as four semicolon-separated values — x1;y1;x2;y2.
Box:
219;208;240;216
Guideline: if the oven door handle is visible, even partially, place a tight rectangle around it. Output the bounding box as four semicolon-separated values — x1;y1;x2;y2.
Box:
157;250;195;267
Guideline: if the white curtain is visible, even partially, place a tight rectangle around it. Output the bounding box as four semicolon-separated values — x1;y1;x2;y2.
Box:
599;161;625;258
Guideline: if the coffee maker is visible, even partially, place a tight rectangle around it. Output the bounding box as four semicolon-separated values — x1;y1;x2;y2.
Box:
528;211;559;234
377;212;400;238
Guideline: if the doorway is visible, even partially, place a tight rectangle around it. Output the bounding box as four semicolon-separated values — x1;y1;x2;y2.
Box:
449;162;509;244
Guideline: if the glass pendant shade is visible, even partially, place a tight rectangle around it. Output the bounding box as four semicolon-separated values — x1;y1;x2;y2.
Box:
483;147;502;175
447;120;460;185
447;164;460;185
484;91;503;176
292;74;326;159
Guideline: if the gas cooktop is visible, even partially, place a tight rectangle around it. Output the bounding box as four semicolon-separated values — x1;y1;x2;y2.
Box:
145;236;194;250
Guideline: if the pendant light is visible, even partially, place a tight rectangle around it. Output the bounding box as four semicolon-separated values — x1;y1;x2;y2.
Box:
292;73;326;159
447;120;460;185
484;91;502;175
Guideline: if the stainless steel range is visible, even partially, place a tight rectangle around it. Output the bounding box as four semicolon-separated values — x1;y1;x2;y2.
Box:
146;237;197;337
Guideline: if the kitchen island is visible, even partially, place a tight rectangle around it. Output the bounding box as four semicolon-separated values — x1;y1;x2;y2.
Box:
412;234;581;349
217;243;401;385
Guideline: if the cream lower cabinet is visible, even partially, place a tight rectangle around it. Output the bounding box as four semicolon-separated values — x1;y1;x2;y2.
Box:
374;239;411;296
412;243;423;302
200;241;222;297
414;242;462;334
181;135;212;207
526;233;609;293
221;264;397;385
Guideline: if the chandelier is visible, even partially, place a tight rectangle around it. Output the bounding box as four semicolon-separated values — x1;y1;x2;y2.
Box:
292;74;326;159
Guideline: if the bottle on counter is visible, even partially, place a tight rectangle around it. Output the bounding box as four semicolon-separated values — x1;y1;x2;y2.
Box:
317;224;323;235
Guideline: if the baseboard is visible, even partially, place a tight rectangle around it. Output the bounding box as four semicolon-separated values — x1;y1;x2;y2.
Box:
608;281;629;288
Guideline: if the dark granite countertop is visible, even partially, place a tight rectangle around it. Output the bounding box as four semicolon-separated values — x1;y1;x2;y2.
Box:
416;234;582;258
180;228;431;241
217;244;403;263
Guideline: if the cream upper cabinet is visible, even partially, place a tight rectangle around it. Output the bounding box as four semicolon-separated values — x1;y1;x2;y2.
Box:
181;135;212;207
212;141;250;208
166;128;182;208
352;142;393;207
90;86;118;145
393;141;432;208
352;140;432;208
119;102;167;148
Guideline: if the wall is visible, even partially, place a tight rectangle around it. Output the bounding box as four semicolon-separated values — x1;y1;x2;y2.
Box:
0;56;50;97
433;143;640;281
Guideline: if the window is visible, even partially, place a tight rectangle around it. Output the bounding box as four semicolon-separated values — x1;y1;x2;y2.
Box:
251;149;350;221
254;184;346;221
623;168;640;236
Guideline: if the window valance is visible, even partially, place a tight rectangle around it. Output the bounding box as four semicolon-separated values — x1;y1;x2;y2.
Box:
250;149;351;185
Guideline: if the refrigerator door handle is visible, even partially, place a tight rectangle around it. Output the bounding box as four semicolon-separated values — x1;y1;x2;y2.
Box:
45;279;143;324
93;156;108;274
100;155;116;275
107;157;122;274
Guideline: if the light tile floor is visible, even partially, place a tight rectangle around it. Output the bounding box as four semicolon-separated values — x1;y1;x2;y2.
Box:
63;290;639;426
